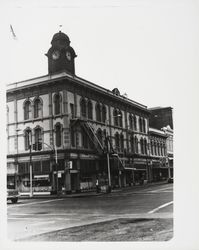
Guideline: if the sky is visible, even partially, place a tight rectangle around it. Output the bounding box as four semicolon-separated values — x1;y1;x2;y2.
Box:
1;0;198;109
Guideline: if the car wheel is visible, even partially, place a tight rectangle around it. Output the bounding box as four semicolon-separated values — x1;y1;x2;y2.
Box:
11;198;18;204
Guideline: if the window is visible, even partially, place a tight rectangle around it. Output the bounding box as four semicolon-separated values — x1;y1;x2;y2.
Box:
139;117;143;132
140;138;144;154
80;98;87;118
113;109;118;126
115;132;120;151
82;128;89;148
34;98;42;118
133;116;137;131
129;115;133;129
120;133;124;152
118;110;123;127
134;136;138;153
54;94;61;115
101;105;107;123
88;100;93;120
130;134;134;153
154;142;157;155
70;103;74;118
71;127;75;147
24;128;31;151
55;123;62;147
143;119;146;133
96;103;101;122
24;100;31;120
35;127;42;151
151;141;154;155
96;128;103;145
144;138;148;155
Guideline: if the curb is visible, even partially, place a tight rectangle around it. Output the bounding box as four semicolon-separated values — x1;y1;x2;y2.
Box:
18;181;169;199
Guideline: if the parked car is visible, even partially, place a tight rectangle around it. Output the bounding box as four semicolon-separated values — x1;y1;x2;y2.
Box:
167;177;173;183
7;188;20;203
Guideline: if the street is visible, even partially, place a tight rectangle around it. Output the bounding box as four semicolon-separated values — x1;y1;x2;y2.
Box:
7;183;173;241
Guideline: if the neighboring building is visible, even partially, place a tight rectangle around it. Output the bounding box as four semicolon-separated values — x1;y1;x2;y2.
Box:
148;128;168;182
149;107;173;130
162;125;173;178
7;31;152;194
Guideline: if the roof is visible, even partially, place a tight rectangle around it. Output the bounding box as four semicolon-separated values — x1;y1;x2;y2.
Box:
6;71;148;111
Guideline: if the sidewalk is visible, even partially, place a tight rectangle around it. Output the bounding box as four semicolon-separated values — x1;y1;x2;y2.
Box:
19;180;169;199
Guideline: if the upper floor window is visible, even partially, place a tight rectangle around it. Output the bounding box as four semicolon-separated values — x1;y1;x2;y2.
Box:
133;116;137;131
70;103;74;118
101;105;107;123
54;93;61;115
130;134;134;153
144;138;148;155
143;119;146;133
120;133;124;151
134;136;138;153
151;141;154;155
34;127;42;151
96;128;103;145
80;98;87;118
88;100;93;120
24;128;32;151
115;132;120;151
82;127;89;148
34;98;42;118
129;115;133;129
140;138;144;154
55;123;62;147
118;110;123;127
24;100;31;120
96;103;101;122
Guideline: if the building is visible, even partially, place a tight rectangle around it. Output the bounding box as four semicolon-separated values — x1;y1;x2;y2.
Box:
7;31;153;194
149;107;173;130
148;128;168;182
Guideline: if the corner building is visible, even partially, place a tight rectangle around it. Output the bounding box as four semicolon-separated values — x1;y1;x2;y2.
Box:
7;31;151;194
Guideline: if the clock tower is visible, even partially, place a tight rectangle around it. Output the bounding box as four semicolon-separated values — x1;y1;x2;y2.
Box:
46;31;77;75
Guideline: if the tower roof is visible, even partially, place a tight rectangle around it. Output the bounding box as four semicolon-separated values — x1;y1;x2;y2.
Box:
51;31;70;45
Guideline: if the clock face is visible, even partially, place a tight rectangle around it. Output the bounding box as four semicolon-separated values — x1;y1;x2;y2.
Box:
52;50;60;60
66;51;71;61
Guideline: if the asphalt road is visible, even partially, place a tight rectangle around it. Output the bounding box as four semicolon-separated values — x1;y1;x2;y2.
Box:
7;183;173;241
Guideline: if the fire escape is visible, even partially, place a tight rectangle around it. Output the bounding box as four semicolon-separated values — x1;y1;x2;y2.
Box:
70;117;125;170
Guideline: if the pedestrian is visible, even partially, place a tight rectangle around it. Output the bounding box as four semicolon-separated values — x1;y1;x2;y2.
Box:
96;179;100;193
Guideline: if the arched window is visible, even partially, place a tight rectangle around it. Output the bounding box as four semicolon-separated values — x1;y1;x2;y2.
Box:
34;127;42;151
151;141;154;155
87;100;93;120
115;132;120;151
54;94;61;115
96;128;103;145
24;128;31;151
133;116;137;131
157;143;160;155
130;134;134;152
24;100;31;120
34;98;42;118
154;142;157;155
96;103;101;122
140;138;144;154
55;123;62;147
82;128;88;148
143;119;146;133
118;110;123;127
139;117;143;132
129;115;133;129
120;133;124;152
101;105;107;123
113;109;118;126
144;138;148;155
80;98;87;118
134;136;138;153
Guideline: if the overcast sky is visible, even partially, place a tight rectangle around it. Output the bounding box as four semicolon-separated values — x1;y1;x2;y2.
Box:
1;0;199;109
